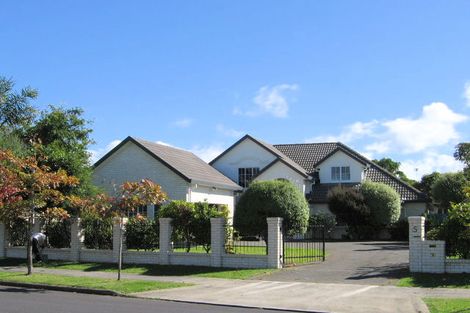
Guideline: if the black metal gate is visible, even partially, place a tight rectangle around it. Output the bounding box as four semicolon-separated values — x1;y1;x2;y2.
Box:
283;224;325;266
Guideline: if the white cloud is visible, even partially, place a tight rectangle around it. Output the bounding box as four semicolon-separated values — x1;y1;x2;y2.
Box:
308;121;379;143
235;84;298;118
464;81;470;107
400;152;464;180
88;139;122;163
216;124;244;138
190;144;225;162
173;118;193;128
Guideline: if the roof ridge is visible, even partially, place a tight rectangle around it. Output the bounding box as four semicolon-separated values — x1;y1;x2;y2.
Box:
131;137;191;153
274;142;340;146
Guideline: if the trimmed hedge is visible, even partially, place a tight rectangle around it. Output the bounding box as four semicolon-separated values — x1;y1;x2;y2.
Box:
81;213;113;250
234;180;309;238
360;180;401;226
125;216;159;251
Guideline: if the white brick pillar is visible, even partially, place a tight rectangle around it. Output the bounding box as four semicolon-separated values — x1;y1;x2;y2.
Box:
408;216;425;272
267;217;283;269
210;218;225;267
0;223;6;258
32;219;41;233
112;217;127;262
70;218;82;262
159;218;172;265
421;240;445;273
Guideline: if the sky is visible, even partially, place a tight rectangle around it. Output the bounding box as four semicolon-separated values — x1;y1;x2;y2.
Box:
2;1;470;180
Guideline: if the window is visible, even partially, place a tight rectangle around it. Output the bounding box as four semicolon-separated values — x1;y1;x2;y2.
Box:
128;205;148;218
331;167;341;181
238;167;260;188
331;166;350;181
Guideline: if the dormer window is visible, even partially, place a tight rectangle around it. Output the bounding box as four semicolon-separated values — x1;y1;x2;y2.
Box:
331;166;350;181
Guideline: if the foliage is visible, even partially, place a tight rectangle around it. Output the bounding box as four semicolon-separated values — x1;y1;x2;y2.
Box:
427;187;470;258
81;212;113;250
234;180;309;238
0;129;30;157
431;172;468;211
417;172;442;196
388;219;409;241
373;157;417;186
6;218;29;246
0;77;38;131
360;180;401;225
454;142;470;177
125;215;159;251
159;201;228;252
327;185;375;239
117;179;167;216
44;218;71;248
24;106;96;197
308;213;336;233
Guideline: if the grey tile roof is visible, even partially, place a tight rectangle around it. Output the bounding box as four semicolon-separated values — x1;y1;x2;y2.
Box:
273;142;427;203
310;183;360;203
134;138;242;190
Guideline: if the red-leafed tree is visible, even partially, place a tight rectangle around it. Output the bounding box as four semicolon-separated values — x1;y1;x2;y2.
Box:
0;149;79;274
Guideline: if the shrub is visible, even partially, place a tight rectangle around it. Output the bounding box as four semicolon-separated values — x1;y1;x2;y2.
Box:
44;219;71;248
431;172;468;212
7;218;28;246
81;213;113;250
125;216;159;251
388;219;409;241
308;213;336;233
327;185;374;239
360;181;401;226
234;180;309;238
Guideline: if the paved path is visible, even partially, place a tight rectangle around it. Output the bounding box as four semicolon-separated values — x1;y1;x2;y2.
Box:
262;241;409;285
2;266;470;313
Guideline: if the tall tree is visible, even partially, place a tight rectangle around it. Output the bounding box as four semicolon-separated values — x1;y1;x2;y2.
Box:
25;106;96;198
454;143;470;178
431;172;468;212
0;77;38;131
372;157;417;186
0;148;79;274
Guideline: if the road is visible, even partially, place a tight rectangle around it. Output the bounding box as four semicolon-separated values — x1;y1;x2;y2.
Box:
0;286;300;313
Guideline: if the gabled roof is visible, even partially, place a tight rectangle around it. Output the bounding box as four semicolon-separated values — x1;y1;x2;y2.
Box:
94;136;242;190
210;134;309;178
274;142;428;202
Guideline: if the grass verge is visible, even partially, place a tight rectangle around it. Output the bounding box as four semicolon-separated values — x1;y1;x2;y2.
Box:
424;298;470;313
0;258;276;280
0;271;189;294
397;273;470;289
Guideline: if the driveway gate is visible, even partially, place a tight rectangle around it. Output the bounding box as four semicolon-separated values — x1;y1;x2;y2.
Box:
283;224;325;266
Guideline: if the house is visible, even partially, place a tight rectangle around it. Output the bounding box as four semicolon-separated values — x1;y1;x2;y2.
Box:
93;136;242;218
210;135;428;219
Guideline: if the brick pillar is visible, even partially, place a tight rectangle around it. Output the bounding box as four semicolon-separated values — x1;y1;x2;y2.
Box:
267;217;283;269
408;216;425;272
210;218;225;267
0;223;5;258
421;240;445;273
159;218;172;265
70;218;82;262
32;219;41;233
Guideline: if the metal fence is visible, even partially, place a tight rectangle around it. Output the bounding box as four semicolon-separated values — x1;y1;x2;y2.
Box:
225;226;267;255
283;224;325;265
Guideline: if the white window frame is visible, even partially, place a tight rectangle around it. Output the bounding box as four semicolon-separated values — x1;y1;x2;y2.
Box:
341;166;351;181
331;166;351;181
331;167;341;181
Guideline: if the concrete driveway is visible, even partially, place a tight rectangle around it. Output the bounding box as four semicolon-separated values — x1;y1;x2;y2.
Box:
260;241;409;285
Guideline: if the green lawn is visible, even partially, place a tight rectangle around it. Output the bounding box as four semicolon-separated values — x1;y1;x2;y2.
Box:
397;273;470;289
424;298;470;313
0;258;276;280
0;271;189;294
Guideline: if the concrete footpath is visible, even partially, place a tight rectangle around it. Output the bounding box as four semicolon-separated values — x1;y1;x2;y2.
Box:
2;266;470;313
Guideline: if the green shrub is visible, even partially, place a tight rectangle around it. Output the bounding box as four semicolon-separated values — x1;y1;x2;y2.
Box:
388;219;409;241
308;213;336;233
7;218;28;246
81;213;113;250
125;217;159;251
431;172;468;212
234;180;309;238
327;185;374;239
44;219;71;248
360;181;401;226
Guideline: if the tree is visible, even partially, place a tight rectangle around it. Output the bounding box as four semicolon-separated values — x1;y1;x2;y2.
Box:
24;106;96;198
372;157;417;187
454;143;470;178
416;172;441;196
360;181;401;226
113;179;167;280
0;148;79;274
234;180;309;238
0;77;38;131
431;172;468;212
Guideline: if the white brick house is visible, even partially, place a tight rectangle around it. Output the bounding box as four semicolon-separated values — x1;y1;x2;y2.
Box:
93;136;242;218
210;135;428;218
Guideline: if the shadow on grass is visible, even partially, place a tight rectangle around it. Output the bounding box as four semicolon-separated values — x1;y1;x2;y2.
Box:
0;258;250;277
400;273;470;288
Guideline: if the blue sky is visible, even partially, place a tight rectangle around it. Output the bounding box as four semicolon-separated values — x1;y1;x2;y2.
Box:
2;1;470;180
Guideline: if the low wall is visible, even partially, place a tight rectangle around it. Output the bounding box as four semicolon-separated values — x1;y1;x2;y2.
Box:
6;247;27;259
80;249;113;263
222;254;269;269
43;248;71;261
123;251;159;264
408;216;470;274
169;253;211;267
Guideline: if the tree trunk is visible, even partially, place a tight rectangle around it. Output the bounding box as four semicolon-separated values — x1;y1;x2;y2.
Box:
27;214;33;275
117;217;123;281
